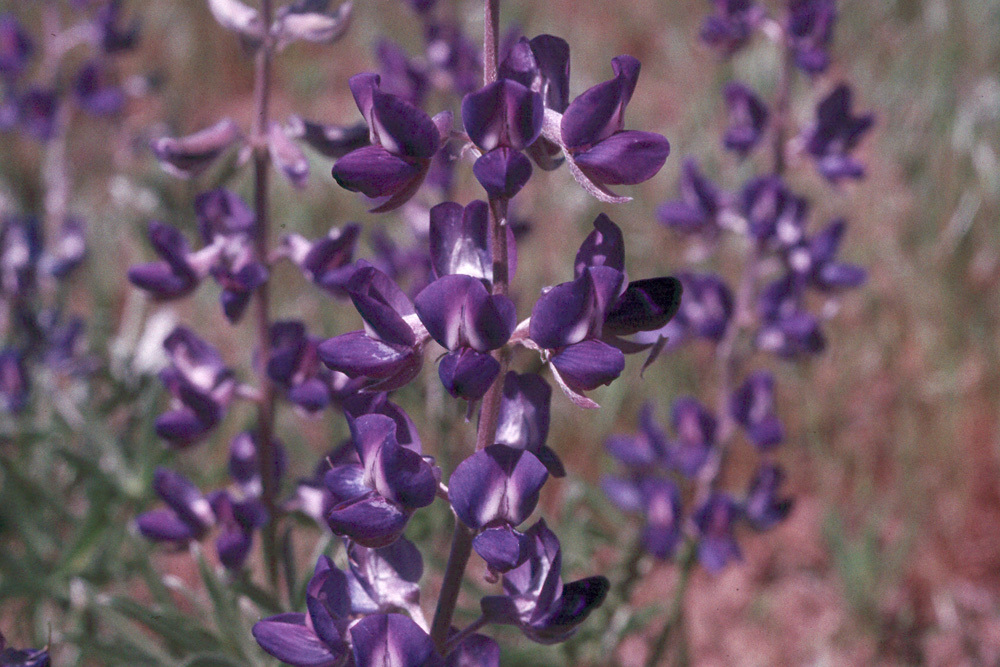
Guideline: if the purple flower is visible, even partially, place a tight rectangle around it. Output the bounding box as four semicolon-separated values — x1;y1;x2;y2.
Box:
604;403;669;468
324;413;438;548
154;327;235;447
350;614;444;667
428;200;516;283
700;0;764;56
787;218;866;290
803;84;874;182
668;397;716;477
43;216;87;280
19;88;59;141
743;463;793;530
331;73;449;212
268;321;337;413
730;371;783;449
286;115;369;158
136;467;215;544
376;39;430;108
318;264;428;392
1;215;41;298
694;493;742;572
494;372;564;477
722;82;768;156
345;537;424;616
283;223;360;297
424;21;481;96
97;0;141;54
637;478;683;559
0;350;29;413
74;61;125;116
449;445;548;573
656;158;730;236
268;121;310;188
228;431;287;497
786;0;836;74
672;272;734;342
127;221;205;300
151;118;241;179
558;56;670;201
480;519;609;644
741;176;808;245
0;631;49;667
414;274;516;400
756;308;825;358
208;488;267;571
0;15;33;79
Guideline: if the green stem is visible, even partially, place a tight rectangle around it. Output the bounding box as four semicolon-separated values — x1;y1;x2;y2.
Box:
644;542;696;667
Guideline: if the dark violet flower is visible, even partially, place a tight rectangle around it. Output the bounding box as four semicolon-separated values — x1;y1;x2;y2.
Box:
19;88;59;141
668;397;716;477
0;350;29;413
97;0;141;54
786;0;836;75
151;118;241;179
283;223;360;297
743;463;793;530
1;215;41;298
803;84;874;182
331;73;449;212
787;218;866;291
741;176;808;245
0;15;33;79
318;264;428;392
722;82;768;156
208;488;267;571
637;477;683;559
324;413;438;548
462;78;543;199
449;444;548;573
480;519;609;644
286;115;369;158
694;493;742;572
268;321;337;413
414;273;516;400
700;0;763;56
494;372;564;477
253;555;353;667
127;221;206;300
730;371;783;449
350;614;443;667
228;431;287;497
604;402;669;468
0;633;49;667
346;536;423;616
74;61;125;116
154;327;235;447
136;467;215;544
557;56;670;202
756;308;825;358
428;200;515;283
656;158;730;236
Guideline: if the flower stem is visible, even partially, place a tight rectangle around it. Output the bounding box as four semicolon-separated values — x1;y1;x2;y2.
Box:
250;0;280;592
644;541;696;667
429;0;507;651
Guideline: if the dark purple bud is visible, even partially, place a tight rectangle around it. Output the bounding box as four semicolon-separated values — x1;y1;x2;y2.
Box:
575;213;624;277
700;0;763;56
494;372;563;476
151;118;241;179
669;397;716;477
694;493;742;572
19;88;59;141
127;221;201;300
141;467;215;543
787;0;836;74
657;158;728;235
730;371;784;450
804;84;874;182
640;477;683;559
744;463;793;530
216;260;268;323
472;147;533;199
722;82;768;156
438;348;500;401
350;614;443;667
74;61;125;116
0;350;29;413
604;277;683;337
287;115;369;158
0;15;34;78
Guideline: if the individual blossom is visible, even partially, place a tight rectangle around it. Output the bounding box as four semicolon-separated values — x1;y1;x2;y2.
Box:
493;372;564;477
285;114;369;158
786;218;867;291
553;55;670;202
741;176;808;246
18;88;59;141
699;0;764;56
127;221;212;300
154;327;236;447
42;216;87;280
96;0;141;54
755;279;825;358
413;273;516;400
0;15;33;79
282;223;360;298
693;492;742;572
427;200;515;283
207;486;267;572
267;320;338;413
324;412;438;548
331;72;450;212
803;83;874;182
729;370;783;449
668;396;717;477
449;444;549;573
73;60;125;116
151;118;241;179
722;82;768;156
345;537;423;617
743;463;793;530
670;272;734;343
480;519;610;644
656;158;731;236
786;0;836;75
318;264;429;392
0;215;40;298
135;467;216;545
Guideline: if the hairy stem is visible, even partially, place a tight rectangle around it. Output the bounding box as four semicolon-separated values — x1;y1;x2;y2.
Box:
251;0;280;592
430;1;507;651
644;542;696;667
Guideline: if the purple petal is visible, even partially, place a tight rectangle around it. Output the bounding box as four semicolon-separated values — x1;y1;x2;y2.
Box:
574;213;625;276
331;145;422;198
438;349;500;401
326;492;410;548
560;55;640;149
324;464;368;503
151;118;240;178
449;444;548;529
461;79;543;152
370;87;439;158
599;476;643;514
318;331;420;389
269;121;310;188
550;339;625;392
473;525;529;573
429;200;490;280
287;115;370;158
529;274;597;350
445;633;500;667
252;613;346;667
472;147;532;200
136;509;197;543
571;130;669;185
350;614;442;667
604;277;682;336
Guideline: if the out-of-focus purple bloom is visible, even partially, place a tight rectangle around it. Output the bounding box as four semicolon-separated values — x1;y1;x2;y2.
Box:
604;403;669;468
97;0;141;53
331;73;449;212
271;0;352;51
286;114;369;158
1;215;41;298
786;0;836;74
803;84;874;182
414;274;516;400
787;218;866;290
449;445;548;573
318;264;428;392
127;221;207;300
743;463;793;530
672;272;734;342
154;327;235;447
557;56;670;202
19;88;59;141
0;350;29;413
228;431;287;497
656;158;730;236
494;372;564;477
756;308;826;358
0;15;33;80
723;82;768;156
730;371;783;449
741;176;809;246
43;216;87;280
74;61;125;116
424;21;481;96
324;413;438;548
268;121;310;188
700;0;764;56
376;39;429;108
267;321;338;413
208;488;267;571
136;467;215;544
694;493;742;572
428;200;514;283
668;397;716;477
480;519;609;644
253;556;353;667
637;478;683;559
151;118;241;179
283;223;360;297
